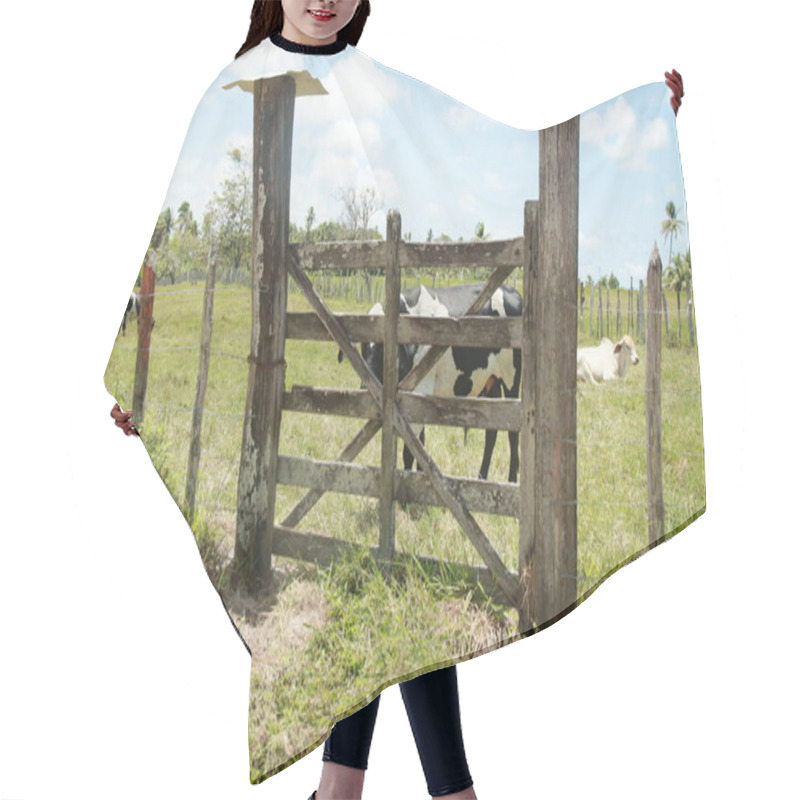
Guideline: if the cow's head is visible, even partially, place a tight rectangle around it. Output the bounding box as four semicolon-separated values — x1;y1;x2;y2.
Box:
337;302;417;388
361;341;418;387
613;334;640;376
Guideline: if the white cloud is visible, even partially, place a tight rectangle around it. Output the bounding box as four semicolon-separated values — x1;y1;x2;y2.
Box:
483;170;504;191
446;103;479;130
579;230;604;252
581;96;668;170
459;192;478;216
330;50;402;119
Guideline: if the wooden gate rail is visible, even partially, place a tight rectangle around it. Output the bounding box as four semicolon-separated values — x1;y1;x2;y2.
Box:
283;387;522;431
270;525;513;607
285;313;522;348
291;236;524;272
277;455;519;517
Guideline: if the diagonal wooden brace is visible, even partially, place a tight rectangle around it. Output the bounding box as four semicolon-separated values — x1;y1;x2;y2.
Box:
287;252;520;606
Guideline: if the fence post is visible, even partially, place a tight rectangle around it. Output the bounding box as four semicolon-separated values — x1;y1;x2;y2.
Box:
133;259;156;427
379;210;401;561
646;245;665;545
519;118;579;633
589;281;594;337
235;74;296;589
638;279;645;344
597;284;603;338
629;276;634;333
186;244;217;523
519;200;538;630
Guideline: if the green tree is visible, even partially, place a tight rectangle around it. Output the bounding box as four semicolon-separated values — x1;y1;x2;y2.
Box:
176;201;198;236
162;221;205;284
205;147;252;282
664;250;692;343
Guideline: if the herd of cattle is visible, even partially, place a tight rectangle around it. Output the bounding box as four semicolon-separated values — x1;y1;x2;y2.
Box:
344;283;642;482
120;283;641;481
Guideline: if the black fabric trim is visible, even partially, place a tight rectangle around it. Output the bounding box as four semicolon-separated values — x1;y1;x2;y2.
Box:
270;32;347;55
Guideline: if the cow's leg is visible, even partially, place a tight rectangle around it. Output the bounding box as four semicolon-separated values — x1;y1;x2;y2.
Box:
403;426;425;471
403;443;414;471
478;379;502;480
507;348;522;483
479;429;498;481
507;430;520;483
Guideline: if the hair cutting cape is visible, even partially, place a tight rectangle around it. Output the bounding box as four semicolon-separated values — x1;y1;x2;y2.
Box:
104;34;704;783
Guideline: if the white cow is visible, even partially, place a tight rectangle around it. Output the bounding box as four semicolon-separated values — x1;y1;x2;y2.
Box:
577;335;640;384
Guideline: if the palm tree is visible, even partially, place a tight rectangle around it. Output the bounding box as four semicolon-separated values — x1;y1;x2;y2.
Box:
661;201;684;266
664;251;692;344
176;201;197;236
661;202;684;339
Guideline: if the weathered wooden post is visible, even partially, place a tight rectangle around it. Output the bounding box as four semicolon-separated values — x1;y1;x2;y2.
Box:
519;116;579;633
638;279;645;344
629;276;634;333
646;245;665;546
235;74;296;589
132;260;156;427
597;284;603;338
379;210;402;561
186;244;217;522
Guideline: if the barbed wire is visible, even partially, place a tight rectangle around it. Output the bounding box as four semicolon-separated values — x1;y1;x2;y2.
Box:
127;285;245;299
110;343;249;360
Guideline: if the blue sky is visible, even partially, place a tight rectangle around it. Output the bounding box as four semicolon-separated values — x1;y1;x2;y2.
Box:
162;43;689;285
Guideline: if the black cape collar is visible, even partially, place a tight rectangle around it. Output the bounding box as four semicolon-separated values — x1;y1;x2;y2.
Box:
269;32;348;55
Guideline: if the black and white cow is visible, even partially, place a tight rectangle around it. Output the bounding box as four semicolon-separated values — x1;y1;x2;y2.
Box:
119;292;155;336
345;283;522;483
119;293;140;336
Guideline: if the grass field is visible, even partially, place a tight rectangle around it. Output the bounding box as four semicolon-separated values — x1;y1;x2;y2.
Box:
104;276;705;780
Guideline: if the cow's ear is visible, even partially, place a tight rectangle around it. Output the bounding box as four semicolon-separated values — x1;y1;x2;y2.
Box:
613;342;622;354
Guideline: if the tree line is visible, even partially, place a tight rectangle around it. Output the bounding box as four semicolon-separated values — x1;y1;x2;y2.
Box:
139;147;495;286
138;148;695;344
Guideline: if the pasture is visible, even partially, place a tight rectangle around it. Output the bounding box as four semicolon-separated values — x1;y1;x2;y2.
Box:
105;276;704;779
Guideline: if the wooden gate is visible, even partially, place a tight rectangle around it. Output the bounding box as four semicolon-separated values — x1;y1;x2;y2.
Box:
234;75;579;633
